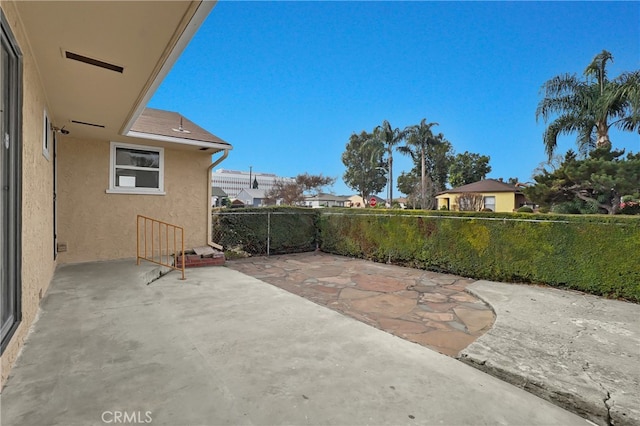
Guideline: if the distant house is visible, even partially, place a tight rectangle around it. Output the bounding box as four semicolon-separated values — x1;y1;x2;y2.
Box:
304;193;348;208
395;197;409;209
346;195;385;208
230;199;245;208
211;187;228;207
436;179;528;212
236;188;268;207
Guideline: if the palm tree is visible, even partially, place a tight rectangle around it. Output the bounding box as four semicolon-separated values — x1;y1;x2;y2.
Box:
536;50;640;159
374;120;405;206
398;119;439;209
614;70;640;132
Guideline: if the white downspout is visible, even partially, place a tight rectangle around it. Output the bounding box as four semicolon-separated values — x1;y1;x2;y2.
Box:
207;149;229;250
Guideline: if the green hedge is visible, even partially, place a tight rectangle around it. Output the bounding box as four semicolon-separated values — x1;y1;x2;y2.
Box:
317;209;640;302
212;207;318;255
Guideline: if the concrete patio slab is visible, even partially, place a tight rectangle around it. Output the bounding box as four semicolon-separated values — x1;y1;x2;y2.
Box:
0;260;586;425
460;280;640;426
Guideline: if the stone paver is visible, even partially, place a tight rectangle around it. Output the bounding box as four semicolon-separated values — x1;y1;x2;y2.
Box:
227;252;495;356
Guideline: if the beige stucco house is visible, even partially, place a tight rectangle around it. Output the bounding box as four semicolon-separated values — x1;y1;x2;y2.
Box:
236;188;268;207
1;1;231;387
436;179;528;212
304;193;348;208
346;194;385;208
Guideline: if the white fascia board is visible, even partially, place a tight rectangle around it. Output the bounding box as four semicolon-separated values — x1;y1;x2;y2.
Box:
126;130;232;151
120;0;217;135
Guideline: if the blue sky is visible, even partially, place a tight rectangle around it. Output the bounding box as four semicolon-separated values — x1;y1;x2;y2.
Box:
149;1;640;196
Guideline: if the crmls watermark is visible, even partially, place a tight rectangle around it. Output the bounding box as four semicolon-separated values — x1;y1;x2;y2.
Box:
101;411;152;424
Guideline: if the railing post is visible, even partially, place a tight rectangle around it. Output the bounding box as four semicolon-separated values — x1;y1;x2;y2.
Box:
136;215;140;265
136;214;186;280
144;217;148;260
180;227;185;280
151;220;155;264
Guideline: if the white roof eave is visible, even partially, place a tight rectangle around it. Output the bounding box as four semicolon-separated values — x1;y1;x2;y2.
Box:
127;130;232;151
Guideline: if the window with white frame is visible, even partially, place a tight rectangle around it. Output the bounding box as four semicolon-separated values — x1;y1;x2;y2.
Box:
108;142;164;194
483;196;496;212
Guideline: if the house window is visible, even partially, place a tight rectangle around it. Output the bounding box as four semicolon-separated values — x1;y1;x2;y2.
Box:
484;196;496;212
108;142;164;195
1;10;23;353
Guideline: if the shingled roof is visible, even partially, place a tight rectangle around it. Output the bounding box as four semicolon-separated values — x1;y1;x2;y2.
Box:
129;107;231;149
305;193;349;202
441;179;523;194
211;187;228;197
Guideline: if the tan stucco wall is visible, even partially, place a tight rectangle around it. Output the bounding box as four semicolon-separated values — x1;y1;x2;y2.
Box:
347;195;365;208
1;2;57;387
435;196;448;210
493;192;517;212
436;192;516;212
57;137;211;263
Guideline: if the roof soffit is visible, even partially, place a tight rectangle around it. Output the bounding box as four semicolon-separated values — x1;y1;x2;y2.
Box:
14;1;213;141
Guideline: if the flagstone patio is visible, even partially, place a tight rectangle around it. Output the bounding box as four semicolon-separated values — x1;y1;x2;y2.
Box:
227;252;495;356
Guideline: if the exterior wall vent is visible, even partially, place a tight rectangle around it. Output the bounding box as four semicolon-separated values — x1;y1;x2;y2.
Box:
71;120;105;128
64;51;124;73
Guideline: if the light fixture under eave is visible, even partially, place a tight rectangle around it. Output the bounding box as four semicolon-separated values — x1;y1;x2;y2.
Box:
51;125;70;135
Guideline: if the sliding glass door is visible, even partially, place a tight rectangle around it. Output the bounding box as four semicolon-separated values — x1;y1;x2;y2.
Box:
1;11;22;353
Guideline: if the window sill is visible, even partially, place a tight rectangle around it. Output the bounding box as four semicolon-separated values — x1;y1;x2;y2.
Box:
106;189;166;196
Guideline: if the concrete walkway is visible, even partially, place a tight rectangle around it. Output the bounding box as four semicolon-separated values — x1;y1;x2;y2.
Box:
228;252;639;426
461;281;640;426
0;259;586;426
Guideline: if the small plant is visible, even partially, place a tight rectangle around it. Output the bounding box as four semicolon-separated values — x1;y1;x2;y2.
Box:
517;206;534;213
224;247;250;259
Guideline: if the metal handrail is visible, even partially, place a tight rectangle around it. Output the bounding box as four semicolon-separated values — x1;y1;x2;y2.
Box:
136;214;185;280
